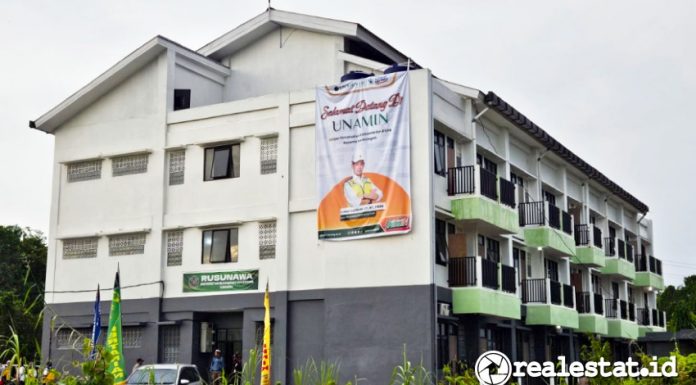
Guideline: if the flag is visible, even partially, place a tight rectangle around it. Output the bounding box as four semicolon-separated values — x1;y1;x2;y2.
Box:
260;282;271;385
105;270;126;385
90;284;101;358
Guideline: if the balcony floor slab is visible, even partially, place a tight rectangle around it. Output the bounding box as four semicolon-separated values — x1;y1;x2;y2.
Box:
639;325;667;338
523;227;576;257
578;313;609;335
607;318;639;340
450;196;519;235
572;246;605;267
525;304;579;329
600;258;636;280
452;286;521;319
634;272;665;291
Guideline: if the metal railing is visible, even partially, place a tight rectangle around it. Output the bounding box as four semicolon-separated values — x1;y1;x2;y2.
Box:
620;300;628;320
447;166;475;196
626;243;634;263
548;204;561;230
481;257;499;290
501;264;516;294
605;237;616;256
577;292;592;313
499;177;516;208
480;168;498;201
628;302;635;322
637;308;650;326
448;257;476;287
562;211;572;235
659;311;665;327
618;239;626;259
562;284;575;308
593;226;603;248
652;309;659;326
519;201;545;227
594;293;604;315
522;278;547;303
605;298;619;318
636;254;649;272
575;224;590;246
550;280;562;305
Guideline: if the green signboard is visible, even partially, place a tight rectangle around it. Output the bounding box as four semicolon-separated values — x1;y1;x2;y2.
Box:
183;270;259;293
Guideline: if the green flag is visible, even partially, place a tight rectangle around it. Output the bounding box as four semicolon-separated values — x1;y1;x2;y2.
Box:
105;270;126;385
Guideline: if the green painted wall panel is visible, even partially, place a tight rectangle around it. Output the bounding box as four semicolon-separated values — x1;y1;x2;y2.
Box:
524;227;576;257
600;258;636;280
572;246;606;267
578;314;608;335
452;287;521;319
451;196;519;234
525;304;579;329
607;319;639;340
634;272;665;290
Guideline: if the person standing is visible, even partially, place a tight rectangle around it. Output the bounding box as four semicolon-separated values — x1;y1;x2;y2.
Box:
131;358;144;376
231;353;242;385
209;349;224;385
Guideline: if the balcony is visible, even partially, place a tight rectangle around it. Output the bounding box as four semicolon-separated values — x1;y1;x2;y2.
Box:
449;256;521;319
604;298;639;339
448;166;519;235
519;201;576;257
576;291;609;335
634;255;665;290
638;307;668;337
600;237;636;280
522;278;579;329
572;224;606;267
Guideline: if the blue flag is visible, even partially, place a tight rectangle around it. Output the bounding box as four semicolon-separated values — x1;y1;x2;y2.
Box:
90;284;101;358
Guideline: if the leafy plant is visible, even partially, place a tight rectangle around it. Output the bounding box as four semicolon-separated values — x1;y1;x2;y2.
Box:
389;346;432;385
241;348;260;385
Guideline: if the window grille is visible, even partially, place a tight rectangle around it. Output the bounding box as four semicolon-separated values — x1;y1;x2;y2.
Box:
63;237;98;259
159;325;180;363
259;222;276;259
109;233;146;256
112;154;149;176
260;137;278;174
169;151;185;185
56;328;90;350
166;231;183;266
123;327;143;348
67;160;102;182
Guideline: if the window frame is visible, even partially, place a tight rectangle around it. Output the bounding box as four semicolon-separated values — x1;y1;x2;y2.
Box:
204;144;241;181
434;130;446;177
173;89;191;111
435;218;448;266
201;228;239;264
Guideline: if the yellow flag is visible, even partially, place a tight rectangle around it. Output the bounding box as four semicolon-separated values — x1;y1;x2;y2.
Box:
260;282;271;385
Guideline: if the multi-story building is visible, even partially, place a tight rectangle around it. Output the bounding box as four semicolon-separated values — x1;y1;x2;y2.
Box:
31;9;666;384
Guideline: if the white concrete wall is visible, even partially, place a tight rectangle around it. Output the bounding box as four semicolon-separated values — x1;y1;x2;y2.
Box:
174;64;224;109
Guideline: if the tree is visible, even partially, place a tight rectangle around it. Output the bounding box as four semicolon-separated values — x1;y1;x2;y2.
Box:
657;274;696;332
0;225;47;361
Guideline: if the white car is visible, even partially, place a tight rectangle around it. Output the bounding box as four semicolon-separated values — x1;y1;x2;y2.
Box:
127;364;203;385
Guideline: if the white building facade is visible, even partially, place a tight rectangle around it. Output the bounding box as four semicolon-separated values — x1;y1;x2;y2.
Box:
32;9;666;384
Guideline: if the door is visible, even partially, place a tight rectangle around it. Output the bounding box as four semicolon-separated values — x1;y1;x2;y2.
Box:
545;258;559;282
570;269;583;291
447;224;466;258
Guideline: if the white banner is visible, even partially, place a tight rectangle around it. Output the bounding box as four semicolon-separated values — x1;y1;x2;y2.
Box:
315;71;411;240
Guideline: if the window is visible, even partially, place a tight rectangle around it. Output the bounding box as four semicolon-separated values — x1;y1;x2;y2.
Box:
67;160;102;182
174;89;191;111
169;151;185;185
202;229;238;263
476;154;498;175
56;328;91;350
446;137;455;171
166;231;183;266
159;325;180;363
260;137;278;175
63;237;98;259
123;327;143;348
545;258;559;282
109;233;146;256
435;219;448;265
542;189;557;206
510;172;524;187
434;130;446;176
592;275;601;294
255;320;274;346
204;144;240;181
112;154;148;176
259;222;276;259
477;236;500;263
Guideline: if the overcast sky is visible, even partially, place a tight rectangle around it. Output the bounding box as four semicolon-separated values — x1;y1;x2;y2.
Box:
1;1;694;286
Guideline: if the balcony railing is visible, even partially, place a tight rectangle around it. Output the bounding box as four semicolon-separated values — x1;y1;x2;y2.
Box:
605;298;619;318
576;292;592;314
652;308;659;326
550;280;562;305
620;300;628;320
659;311;665;327
626;243;634;263
636;254;649;272
501;264;517;294
447;166;475;195
479;168;498;201
519;202;545;227
594;293;604;315
548;204;561;230
522;278;547;303
628;302;635;322
618;239;626;259
448;256;476;287
605;237;616;256
562;284;575;308
562;211;572;235
637;308;650;326
481;257;499;290
651;256;663;276
499;177;516;209
575;224;590;246
593;226;603;248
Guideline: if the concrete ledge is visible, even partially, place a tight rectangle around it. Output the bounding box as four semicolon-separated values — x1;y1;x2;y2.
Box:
607;318;639;339
525;304;579;329
600;258;636;280
572;246;605;267
578;313;608;335
450;196;519;234
634;272;665;290
452;287;521;319
524;227;576;257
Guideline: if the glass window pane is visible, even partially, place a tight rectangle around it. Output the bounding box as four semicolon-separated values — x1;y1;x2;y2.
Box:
212;148;230;178
211;230;229;262
202;231;213;263
231;144;241;178
204;148;214;181
229;228;239;262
